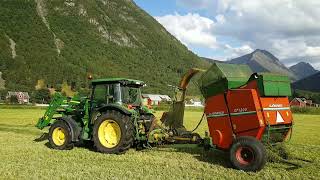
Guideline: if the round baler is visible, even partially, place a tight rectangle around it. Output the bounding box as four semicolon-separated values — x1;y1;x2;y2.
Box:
198;63;293;171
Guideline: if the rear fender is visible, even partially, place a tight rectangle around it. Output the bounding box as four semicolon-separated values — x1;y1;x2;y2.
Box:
97;104;132;116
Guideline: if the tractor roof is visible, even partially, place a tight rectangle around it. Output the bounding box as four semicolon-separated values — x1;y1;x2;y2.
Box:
91;78;145;86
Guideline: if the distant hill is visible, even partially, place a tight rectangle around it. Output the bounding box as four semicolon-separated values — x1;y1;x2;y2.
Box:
293;89;320;104
0;0;209;95
228;49;297;80
292;72;320;92
200;57;223;64
289;62;318;80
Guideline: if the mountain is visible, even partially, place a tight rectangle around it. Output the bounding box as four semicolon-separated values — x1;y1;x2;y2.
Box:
0;0;209;95
292;72;320;92
200;57;223;64
289;62;318;80
228;49;297;80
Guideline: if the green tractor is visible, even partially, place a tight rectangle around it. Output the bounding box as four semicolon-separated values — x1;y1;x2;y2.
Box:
36;78;157;153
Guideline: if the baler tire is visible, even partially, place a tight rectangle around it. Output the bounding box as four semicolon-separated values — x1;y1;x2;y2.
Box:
229;136;266;172
48;120;73;150
93;110;134;154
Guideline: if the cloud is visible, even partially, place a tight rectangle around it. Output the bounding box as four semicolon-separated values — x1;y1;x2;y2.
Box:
210;0;320;60
224;44;253;59
155;13;217;48
157;0;320;68
155;12;253;58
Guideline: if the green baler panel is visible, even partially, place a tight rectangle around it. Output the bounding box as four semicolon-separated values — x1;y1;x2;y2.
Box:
257;73;292;96
199;63;252;98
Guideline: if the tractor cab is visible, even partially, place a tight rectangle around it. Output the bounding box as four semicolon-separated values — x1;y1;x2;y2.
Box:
90;78;145;109
89;78;154;134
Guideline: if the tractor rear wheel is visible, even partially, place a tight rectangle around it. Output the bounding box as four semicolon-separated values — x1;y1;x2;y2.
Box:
48;120;73;150
92;111;134;154
229;136;266;172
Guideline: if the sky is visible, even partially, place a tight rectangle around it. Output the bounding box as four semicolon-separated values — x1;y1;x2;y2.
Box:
134;0;320;70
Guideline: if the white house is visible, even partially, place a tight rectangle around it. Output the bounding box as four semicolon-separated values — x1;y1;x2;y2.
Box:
6;91;30;104
142;94;171;106
185;98;204;107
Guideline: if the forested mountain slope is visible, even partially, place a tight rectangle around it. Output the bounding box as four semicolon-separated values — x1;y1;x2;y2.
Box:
0;0;209;95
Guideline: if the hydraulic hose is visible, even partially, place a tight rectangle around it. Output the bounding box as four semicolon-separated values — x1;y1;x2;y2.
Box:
191;113;205;132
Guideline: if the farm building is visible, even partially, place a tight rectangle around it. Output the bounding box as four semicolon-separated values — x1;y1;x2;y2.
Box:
142;94;171;106
306;100;320;107
6;91;30;104
185;99;204;107
290;98;307;107
290;98;320;108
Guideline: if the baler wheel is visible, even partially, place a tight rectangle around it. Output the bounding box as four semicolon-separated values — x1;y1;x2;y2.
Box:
48;120;73;150
230;136;266;172
93;111;134;154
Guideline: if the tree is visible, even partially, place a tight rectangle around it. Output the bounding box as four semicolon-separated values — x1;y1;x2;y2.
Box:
77;88;90;97
0;72;5;90
9;95;19;104
32;89;51;104
35;79;46;90
0;89;6;101
61;81;76;97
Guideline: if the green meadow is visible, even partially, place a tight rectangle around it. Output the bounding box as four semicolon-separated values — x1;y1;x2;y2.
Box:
0;109;319;179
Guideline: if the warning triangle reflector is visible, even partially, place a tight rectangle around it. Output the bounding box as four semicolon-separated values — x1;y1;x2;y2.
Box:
276;111;285;123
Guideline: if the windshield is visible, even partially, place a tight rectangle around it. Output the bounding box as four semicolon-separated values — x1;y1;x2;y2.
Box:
120;86;142;106
92;83;142;106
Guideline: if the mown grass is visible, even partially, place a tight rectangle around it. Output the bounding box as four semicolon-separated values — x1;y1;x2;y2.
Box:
0;109;319;179
0;104;46;109
291;106;320;115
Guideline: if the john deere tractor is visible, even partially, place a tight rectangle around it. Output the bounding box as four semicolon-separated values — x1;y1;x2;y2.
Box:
36;78;156;153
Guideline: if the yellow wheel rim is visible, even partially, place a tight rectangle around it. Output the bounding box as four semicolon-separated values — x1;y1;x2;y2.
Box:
52;127;66;146
98;120;121;148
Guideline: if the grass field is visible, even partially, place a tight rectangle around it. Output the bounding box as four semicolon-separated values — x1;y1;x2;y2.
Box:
0;109;319;179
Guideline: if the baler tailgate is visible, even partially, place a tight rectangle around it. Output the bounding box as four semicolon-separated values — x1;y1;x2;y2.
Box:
260;97;293;126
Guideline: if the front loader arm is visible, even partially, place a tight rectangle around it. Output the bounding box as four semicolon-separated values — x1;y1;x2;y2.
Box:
36;93;66;129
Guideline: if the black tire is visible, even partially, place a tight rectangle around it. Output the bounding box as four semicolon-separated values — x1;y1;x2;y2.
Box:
93;110;134;154
229;136;266;172
48;120;73;150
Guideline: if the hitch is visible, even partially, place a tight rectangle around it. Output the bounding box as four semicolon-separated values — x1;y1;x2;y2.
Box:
34;133;49;142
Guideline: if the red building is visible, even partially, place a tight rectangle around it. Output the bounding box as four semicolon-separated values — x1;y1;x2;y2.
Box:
142;94;171;106
290;98;307;107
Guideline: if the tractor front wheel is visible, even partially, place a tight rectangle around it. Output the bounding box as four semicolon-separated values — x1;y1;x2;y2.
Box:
48;120;73;150
93;111;134;154
229;136;266;172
